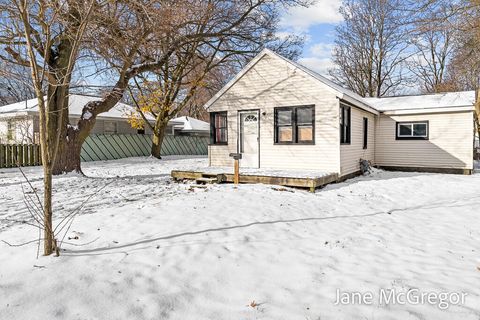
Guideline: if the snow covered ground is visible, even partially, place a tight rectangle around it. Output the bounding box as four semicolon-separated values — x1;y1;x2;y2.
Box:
1;157;479;320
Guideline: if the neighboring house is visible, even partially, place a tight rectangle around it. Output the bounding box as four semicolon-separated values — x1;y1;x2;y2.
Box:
205;49;475;176
0;95;208;143
171;116;210;137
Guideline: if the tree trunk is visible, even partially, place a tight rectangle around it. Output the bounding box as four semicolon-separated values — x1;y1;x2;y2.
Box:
475;91;480;146
39;86;68;255
42;165;54;256
151;120;168;159
52;127;84;175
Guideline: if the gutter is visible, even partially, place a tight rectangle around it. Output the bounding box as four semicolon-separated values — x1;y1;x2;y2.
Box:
380;105;474;115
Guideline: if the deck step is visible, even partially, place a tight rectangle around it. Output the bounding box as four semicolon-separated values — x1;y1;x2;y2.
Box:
195;177;218;184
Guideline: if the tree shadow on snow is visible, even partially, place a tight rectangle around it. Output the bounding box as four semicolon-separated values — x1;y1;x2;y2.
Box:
61;197;480;257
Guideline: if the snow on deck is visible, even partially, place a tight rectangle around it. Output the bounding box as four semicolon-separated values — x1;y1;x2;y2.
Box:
363;91;476;111
1;157;480;319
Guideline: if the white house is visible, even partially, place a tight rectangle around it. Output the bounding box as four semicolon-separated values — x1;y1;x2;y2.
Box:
0;94;209;143
205;49;476;176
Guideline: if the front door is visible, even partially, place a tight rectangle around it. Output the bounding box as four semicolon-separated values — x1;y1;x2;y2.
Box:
239;111;259;168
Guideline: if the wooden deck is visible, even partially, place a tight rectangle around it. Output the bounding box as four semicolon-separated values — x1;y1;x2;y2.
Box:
171;170;339;192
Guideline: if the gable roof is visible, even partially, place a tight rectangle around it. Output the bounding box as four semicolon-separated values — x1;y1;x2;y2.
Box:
363;91;476;113
203;48;379;115
203;49;476;116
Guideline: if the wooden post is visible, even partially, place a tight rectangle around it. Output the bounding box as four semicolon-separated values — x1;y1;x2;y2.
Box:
234;159;239;185
6;145;11;168
17;144;23;166
0;145;5;168
229;153;242;185
29;144;34;166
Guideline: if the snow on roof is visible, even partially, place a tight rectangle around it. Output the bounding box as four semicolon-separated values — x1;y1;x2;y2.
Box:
0;97;40;113
0;94;155;121
203;49;476;115
363;91;476;112
171;116;209;132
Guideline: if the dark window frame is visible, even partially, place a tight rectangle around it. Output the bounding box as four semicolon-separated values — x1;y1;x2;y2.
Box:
274;105;315;145
395;121;429;140
210;111;228;145
340;104;351;145
363;117;368;149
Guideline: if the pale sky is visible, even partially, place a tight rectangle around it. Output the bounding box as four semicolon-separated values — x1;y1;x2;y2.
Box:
280;0;343;75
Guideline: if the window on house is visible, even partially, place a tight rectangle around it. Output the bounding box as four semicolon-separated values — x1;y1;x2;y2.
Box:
210;112;228;144
363;117;368;149
274;105;314;144
340;104;351;144
396;121;429;140
7;120;15;141
137;128;145;135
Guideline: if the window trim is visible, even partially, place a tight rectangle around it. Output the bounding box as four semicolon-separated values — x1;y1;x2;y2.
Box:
274;105;315;145
210;111;228;145
395;121;429;140
340;103;351;145
363;117;368;149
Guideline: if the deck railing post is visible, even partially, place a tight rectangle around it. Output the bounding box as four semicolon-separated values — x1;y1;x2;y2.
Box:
234;159;239;184
229;153;242;185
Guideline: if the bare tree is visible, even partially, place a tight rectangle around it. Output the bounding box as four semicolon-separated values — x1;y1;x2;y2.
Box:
411;0;480;138
408;0;480;92
126;9;305;158
0;0;96;255
330;0;412;97
53;0;310;167
0;62;35;106
407;11;455;93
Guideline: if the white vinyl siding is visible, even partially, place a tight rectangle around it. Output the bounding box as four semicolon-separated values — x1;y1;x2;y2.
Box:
208;54;341;173
375;111;474;170
340;106;376;176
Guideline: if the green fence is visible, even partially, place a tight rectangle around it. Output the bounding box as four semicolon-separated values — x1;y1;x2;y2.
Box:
80;134;208;162
0;134;208;168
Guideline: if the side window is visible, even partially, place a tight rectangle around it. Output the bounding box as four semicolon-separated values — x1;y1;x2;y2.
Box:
275;108;294;143
340;104;351;144
274;105;314;144
363;117;368;149
210;112;228;144
396;122;428;140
